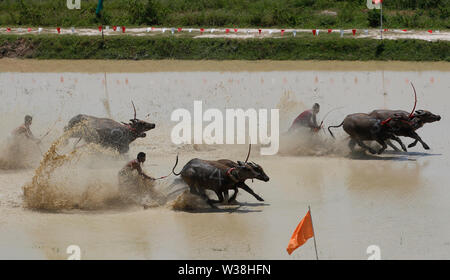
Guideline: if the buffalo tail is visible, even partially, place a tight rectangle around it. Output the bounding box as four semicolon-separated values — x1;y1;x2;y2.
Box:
327;121;344;138
172;154;181;176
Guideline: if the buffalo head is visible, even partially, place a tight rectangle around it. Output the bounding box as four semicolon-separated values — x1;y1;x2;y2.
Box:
236;160;270;182
413;110;441;123
129;118;155;137
126;101;156;137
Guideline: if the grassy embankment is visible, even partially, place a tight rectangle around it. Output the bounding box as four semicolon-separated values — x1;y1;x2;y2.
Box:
0;34;449;61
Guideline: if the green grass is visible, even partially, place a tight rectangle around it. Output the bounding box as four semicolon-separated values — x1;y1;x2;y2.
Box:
1;34;449;61
0;0;448;29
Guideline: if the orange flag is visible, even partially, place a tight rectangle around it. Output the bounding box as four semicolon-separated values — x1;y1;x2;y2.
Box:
286;210;315;255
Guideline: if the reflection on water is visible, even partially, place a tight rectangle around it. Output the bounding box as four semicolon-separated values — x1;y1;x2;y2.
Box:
345;160;426;191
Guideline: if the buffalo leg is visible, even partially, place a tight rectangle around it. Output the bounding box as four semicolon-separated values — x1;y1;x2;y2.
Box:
212;191;224;204
348;139;357;152
223;190;229;203
407;131;430;150
228;187;239;203
386;139;401;151
375;139;388;154
391;136;407;152
356;140;377;154
188;183;200;195
408;139;419;148
239;183;264;202
197;188;217;208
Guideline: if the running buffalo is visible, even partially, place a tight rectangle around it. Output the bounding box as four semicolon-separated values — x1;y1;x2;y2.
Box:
328;113;408;154
64;102;155;153
368;109;441;150
171;148;269;208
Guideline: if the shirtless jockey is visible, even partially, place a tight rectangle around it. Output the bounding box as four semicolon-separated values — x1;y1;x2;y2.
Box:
118;152;155;184
288;103;321;133
12;115;41;144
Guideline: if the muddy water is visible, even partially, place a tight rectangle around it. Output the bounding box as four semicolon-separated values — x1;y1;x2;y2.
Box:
0;60;449;259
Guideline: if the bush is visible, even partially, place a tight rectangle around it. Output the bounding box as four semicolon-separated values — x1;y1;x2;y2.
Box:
1;34;448;61
318;15;337;27
0;0;448;29
338;3;357;24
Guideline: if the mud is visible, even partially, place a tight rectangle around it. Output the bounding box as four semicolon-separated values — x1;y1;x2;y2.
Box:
0;60;449;259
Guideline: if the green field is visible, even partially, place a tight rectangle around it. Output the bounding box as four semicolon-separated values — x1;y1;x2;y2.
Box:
1;34;448;61
0;0;449;29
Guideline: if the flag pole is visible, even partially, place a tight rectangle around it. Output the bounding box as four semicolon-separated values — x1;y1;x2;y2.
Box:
380;2;383;40
308;205;319;260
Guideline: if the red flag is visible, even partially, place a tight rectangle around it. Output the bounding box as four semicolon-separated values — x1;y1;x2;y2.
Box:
428;30;433;34
287;210;315;255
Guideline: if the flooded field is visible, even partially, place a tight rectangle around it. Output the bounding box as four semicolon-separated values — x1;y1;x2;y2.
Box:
0;59;449;259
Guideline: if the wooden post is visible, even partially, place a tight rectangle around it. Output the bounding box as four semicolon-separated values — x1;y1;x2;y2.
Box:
380;2;383;39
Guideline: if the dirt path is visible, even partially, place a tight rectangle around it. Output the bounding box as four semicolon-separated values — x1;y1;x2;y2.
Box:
2;27;449;42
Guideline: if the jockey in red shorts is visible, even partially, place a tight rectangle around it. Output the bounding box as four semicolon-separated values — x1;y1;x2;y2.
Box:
288;103;321;133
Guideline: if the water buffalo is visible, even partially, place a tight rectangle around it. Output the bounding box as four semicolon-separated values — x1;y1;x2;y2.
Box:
64;102;155;154
328;113;408;154
368;109;441;150
171;150;269;208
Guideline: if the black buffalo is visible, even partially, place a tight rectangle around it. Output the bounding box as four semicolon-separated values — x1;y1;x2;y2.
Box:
328;113;408;154
368;109;441;150
171;151;269;208
64;102;155;153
